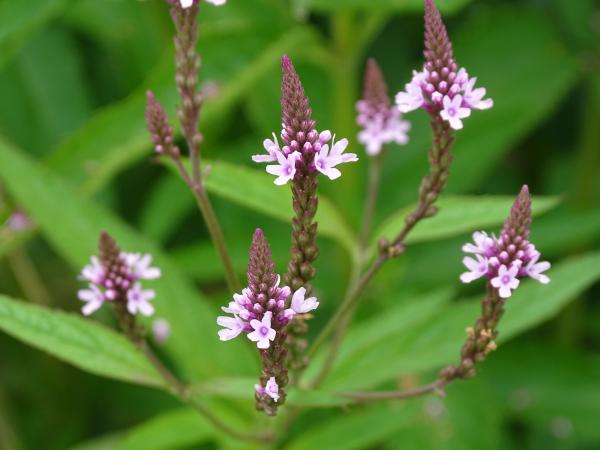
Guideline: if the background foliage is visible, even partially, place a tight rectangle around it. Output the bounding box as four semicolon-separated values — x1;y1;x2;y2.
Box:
0;0;599;449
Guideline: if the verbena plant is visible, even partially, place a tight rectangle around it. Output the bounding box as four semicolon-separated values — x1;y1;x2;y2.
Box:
1;0;597;447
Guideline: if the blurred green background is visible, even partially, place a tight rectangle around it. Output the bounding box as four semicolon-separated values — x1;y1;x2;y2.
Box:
0;0;599;449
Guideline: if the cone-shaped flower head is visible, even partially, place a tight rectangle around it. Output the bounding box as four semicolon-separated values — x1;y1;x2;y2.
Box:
460;186;550;298
145;91;179;157
396;0;493;130
253;55;357;183
78;232;160;316
217;229;319;415
357;58;411;156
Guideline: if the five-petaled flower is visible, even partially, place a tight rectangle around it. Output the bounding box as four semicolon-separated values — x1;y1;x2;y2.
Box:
255;377;279;402
491;264;520;299
248;311;277;349
314;137;358;180
266;151;301;185
291;287;319;314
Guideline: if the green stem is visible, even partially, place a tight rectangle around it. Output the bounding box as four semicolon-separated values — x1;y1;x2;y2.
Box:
7;246;52;305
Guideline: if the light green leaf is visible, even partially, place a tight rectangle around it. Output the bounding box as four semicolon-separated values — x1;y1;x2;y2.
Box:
203;160;356;255
0;295;162;387
0;137;256;382
318;251;600;390
47;26;322;196
116;409;212;450
0;0;70;69
374;195;559;250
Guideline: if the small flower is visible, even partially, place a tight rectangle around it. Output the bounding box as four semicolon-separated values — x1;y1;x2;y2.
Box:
462;231;496;257
125;253;161;280
291;287;319;314
460;255;490;283
395;71;426;113
252;133;281;163
255;376;280;402
126;283;156;317
462;77;494;110
217;315;246;341
314;137;358;180
266;151;301;185
78;285;106;316
80;257;104;285
6;211;32;232
524;252;551;284
248;311;276;349
440;95;471;130
491;264;520;298
179;0;194;7
152;319;171;344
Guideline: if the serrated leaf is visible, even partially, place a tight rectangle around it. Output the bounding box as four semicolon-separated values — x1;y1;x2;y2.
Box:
0;295;162;387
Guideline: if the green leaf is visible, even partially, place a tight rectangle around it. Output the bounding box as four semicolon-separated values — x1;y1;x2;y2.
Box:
46;26;322;196
0;137;256;382
318;251;600;390
203;160;357;255
116;409;212;450
0;295;162;387
373;195;559;250
0;0;70;69
302;0;472;13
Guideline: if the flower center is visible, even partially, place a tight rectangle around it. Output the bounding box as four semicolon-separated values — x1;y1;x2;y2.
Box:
260;326;269;336
502;275;511;284
448;107;456;117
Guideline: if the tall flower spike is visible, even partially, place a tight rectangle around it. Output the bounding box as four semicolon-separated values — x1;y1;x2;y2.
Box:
216;229;319;415
357;58;411;156
78;233;160;337
395;0;492;130
443;186;550;382
171;1;203;154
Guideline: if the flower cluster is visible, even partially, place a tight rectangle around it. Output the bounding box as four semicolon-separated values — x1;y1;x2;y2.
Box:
357;58;411;156
78;233;161;316
395;0;492;130
254;129;357;183
217;272;318;349
460;186;550;298
253;56;357;184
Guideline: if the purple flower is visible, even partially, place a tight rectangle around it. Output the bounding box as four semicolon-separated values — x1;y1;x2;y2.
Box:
314;137;358;180
252;133;281;163
291;287;319;314
523;251;551;284
491;264;520;298
459;186;551;298
266;151;301;185
77;233;161;317
126;283;156;317
460;255;489;283
357;59;411;156
78;285;105;316
217;315;246;341
440;95;471;130
394;0;492;130
248;311;276;349
255;377;280;402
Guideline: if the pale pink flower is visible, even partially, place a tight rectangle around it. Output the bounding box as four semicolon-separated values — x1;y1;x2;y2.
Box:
290;287;319;314
266;151;300;185
314;137;358;180
252;133;281;163
524;252;551;284
395;71;426;113
440;95;471;130
460;255;490;283
124;253;161;280
462;231;496;257
491;264;520;298
255;376;280;402
126;283;156;317
152;319;171;344
247;311;276;349
462;77;494;110
217;315;246;341
78;285;105;316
